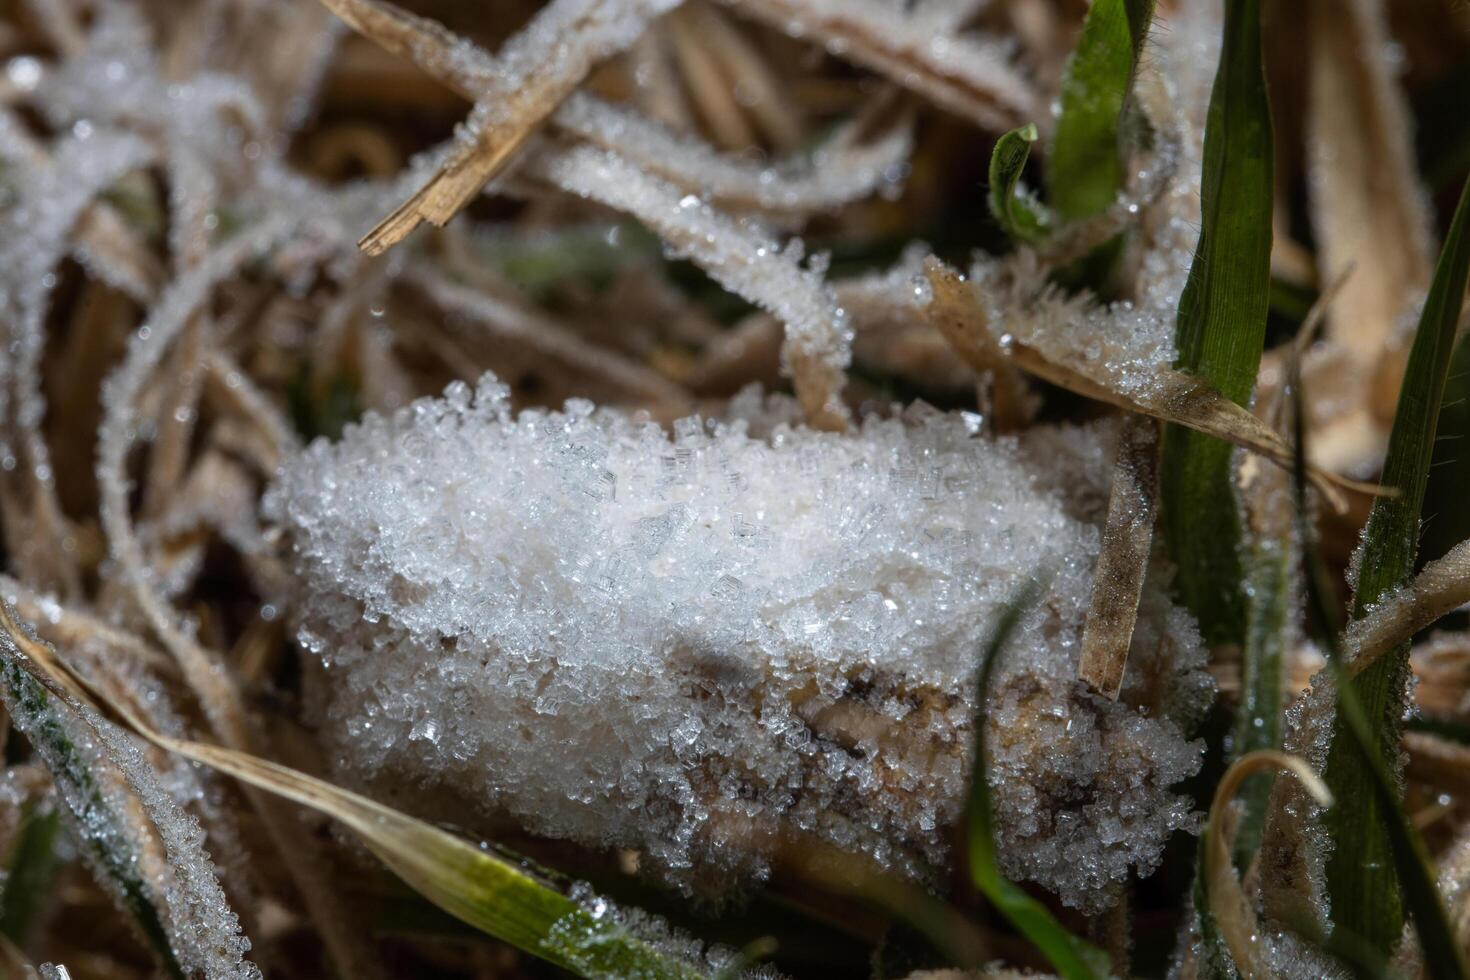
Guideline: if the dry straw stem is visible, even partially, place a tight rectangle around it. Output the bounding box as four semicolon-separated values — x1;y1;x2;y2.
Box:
96;219;385;980
320;0;916;217
920;259;1375;507
1206;750;1332;980
1078;415;1159;699
1305;0;1432;401
666;6;757;150
722;0;1037;132
677;2;803;152
344;0;679;255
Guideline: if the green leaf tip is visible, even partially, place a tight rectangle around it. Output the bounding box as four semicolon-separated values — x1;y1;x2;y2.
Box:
1048;0;1155;222
988;123;1052;245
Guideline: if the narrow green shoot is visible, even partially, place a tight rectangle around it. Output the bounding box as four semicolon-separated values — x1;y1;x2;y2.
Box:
1159;0;1273;646
1291;371;1470;980
967;576;1110;980
1322;175;1470;954
1048;0;1155;221
987;124;1051;245
0;803;62;945
1421;330;1470;566
1229;542;1289;869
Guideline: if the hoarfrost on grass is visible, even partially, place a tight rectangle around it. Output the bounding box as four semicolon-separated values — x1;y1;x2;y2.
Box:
0;629;258;980
269;376;1213;911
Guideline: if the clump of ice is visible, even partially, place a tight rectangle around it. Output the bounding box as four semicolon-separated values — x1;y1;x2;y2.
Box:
267;376;1212;911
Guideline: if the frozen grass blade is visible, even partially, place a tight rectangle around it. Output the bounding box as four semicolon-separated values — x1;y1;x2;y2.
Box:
1047;0;1154;222
1204;750;1331;980
0;656;184;979
1345;537;1470;677
1158;0;1273;646
967;576;1110;980
1322;174;1470;955
987;124;1049;245
725;0;1036;132
1292;371;1470;980
1420;331;1470;566
1227;538;1289;869
2;620;713;980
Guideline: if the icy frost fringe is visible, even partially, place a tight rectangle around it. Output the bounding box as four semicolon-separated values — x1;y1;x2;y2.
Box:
0;118;155;595
532;144;853;430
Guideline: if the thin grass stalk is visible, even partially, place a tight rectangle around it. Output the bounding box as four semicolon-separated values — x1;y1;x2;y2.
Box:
1321;175;1470;957
1158;0;1273;647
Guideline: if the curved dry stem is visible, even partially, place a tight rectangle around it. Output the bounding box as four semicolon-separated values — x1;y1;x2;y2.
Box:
530;143;851;429
721;0;1037;131
1345;538;1470;679
1206;750;1333;980
95;218;385;980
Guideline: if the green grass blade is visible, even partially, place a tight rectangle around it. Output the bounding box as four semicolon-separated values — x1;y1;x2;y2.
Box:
1291;374;1470;980
1047;0;1154;221
1322;174;1470;955
967;577;1110;980
1158;0;1273;647
988;124;1051;244
1229;540;1289;868
1421;330;1470;566
0;659;185;980
0;803;63;945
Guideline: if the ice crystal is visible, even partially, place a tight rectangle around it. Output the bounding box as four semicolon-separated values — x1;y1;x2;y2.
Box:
269;376;1212;911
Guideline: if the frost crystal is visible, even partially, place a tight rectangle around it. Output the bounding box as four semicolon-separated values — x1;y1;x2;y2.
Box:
269;377;1212;910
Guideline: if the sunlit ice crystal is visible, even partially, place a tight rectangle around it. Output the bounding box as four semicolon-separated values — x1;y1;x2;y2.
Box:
266;376;1213;912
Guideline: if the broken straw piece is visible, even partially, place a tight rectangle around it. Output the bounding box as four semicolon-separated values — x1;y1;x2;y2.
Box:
268;376;1213;912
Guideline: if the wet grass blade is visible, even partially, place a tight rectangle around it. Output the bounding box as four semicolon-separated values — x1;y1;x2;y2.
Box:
1291;370;1470;980
987;124;1051;245
1420;330;1470;566
0;803;62;945
1047;0;1154;222
1;625;711;980
1158;0;1273;646
1322;174;1470;954
967;576;1110;980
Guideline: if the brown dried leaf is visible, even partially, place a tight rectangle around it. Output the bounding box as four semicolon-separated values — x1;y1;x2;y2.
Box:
1206;751;1332;980
921;259;1375;508
1079;417;1159;699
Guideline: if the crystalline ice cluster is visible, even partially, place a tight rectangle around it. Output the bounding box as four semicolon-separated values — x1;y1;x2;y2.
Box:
268;377;1213;912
